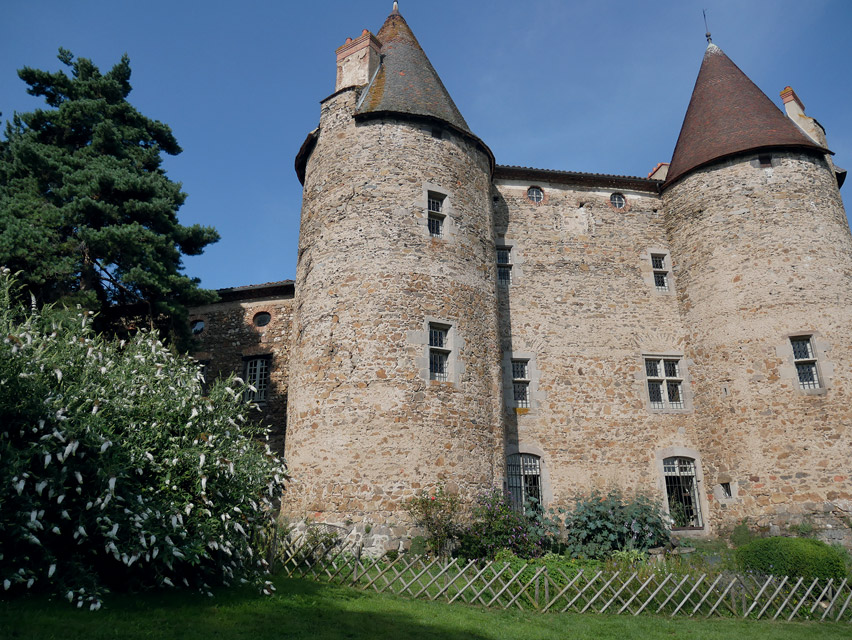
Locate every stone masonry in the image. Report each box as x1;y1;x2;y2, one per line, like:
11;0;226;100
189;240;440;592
190;7;852;550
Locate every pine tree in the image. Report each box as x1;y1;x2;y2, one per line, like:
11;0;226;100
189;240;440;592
0;49;218;345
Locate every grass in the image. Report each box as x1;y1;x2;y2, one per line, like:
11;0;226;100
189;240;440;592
3;575;850;640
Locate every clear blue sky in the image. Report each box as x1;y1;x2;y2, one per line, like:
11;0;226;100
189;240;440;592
2;1;850;290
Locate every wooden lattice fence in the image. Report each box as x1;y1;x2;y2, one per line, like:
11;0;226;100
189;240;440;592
275;532;852;622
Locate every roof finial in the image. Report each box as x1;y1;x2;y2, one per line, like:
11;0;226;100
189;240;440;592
392;1;399;14
703;8;712;43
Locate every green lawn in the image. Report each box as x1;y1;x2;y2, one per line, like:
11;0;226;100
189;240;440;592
1;576;848;640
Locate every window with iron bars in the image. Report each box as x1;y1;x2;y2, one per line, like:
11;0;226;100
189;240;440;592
791;336;821;389
497;246;512;285
511;359;530;408
663;456;703;528
429;323;450;381
645;357;684;409
427;192;446;238
651;253;669;291
507;453;542;513
243;356;271;403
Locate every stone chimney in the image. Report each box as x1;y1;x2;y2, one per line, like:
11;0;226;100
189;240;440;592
335;29;382;92
780;86;827;148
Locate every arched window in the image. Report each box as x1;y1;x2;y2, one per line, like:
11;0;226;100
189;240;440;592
507;453;541;512
663;456;703;528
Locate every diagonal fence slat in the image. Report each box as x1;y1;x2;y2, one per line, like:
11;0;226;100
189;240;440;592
274;536;852;624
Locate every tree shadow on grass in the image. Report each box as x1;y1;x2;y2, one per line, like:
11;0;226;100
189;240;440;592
2;577;493;640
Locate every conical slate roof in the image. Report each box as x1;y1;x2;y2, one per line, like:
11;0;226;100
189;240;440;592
665;43;826;187
356;8;471;134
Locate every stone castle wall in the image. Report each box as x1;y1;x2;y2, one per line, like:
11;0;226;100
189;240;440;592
284;88;504;526
664;151;852;538
189;293;293;452
492;179;715;526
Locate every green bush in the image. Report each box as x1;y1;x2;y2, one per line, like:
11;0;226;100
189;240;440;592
0;270;287;608
736;536;847;580
493;549;603;589
404;485;461;556
730;520;755;547
562;490;670;559
455;490;558;560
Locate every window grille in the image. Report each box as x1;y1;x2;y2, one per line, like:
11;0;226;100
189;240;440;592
610;193;626;209
663;456;703;528
244;357;270;403
497;246;512;285
429;324;450;381
645;357;684;409
791;336;820;389
527;187;543;203
651;254;669;291
511;359;530;408
507;453;541;512
427;192;445;238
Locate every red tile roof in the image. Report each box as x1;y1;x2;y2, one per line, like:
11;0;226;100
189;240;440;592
664;43;827;188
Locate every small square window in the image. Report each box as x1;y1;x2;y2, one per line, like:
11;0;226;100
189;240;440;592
721;482;733;499
791;336;821;389
428;214;444;237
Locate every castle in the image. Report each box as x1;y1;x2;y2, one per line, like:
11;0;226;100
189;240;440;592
190;5;852;548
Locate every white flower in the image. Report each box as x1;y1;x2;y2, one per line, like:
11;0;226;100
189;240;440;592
54;369;62;382
48;564;56;578
44;454;51;468
162;577;174;587
3;580;10;590
74;471;83;484
100;441;112;453
14;479;25;495
108;477;116;492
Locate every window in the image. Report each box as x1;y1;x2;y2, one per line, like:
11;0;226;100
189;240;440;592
244;356;271;403
427;191;446;238
645;357;684;409
496;246;512;285
759;154;772;168
253;312;271;327
651;254;669;291
507;453;541;512
511;360;530;408
791;336;820;389
191;319;205;335
663;457;703;528
526;186;543;203
610;193;626;209
429;323;450;381
720;482;733;499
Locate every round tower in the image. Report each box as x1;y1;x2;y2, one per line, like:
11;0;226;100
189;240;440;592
285;8;503;528
663;43;852;533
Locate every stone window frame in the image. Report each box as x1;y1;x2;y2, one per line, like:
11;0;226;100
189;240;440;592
495;234;524;286
190;317;206;335
638;352;694;413
502;351;542;413
712;472;740;506
419;183;456;241
526;185;547;204
777;331;832;396
242;354;272;404
606;192;631;212
639;248;675;296
505;442;553;508
411;317;463;386
654;447;710;537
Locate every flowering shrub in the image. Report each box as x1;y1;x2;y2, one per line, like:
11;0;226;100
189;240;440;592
0;270;287;608
405;486;461;556
562;490;670;559
456;489;555;560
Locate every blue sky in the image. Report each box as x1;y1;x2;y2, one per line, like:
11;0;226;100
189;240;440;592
2;0;850;290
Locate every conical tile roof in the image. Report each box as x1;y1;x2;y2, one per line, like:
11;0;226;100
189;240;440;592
665;43;826;187
356;8;471;134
